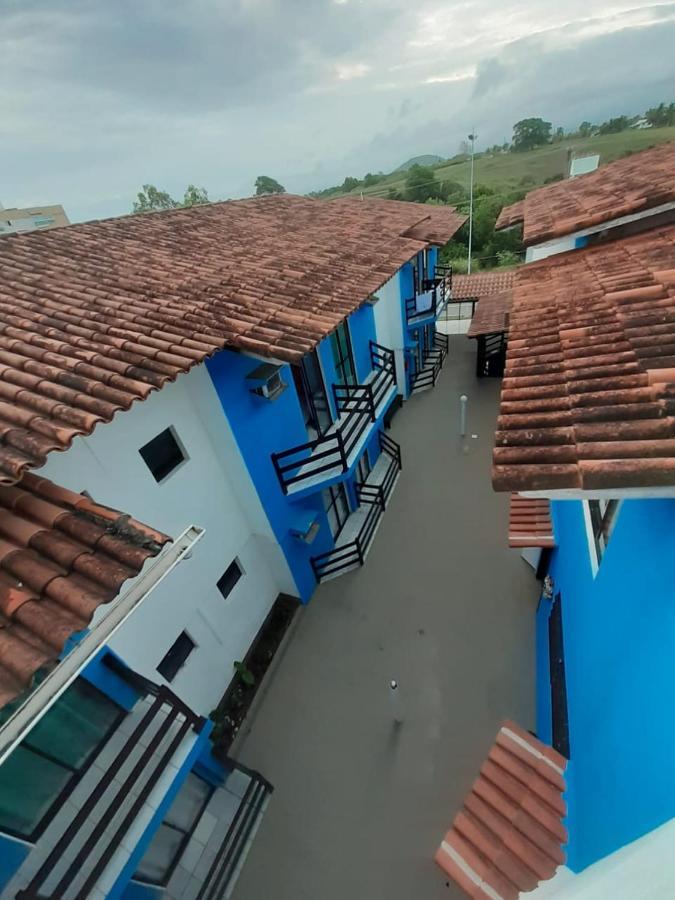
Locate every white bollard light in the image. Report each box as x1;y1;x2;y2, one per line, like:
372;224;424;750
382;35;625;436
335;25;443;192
460;394;468;437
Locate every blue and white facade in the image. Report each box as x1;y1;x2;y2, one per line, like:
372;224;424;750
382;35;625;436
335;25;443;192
530;497;675;880
0;245;451;898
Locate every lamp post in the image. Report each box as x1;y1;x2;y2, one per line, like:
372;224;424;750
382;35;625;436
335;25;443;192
467;131;476;274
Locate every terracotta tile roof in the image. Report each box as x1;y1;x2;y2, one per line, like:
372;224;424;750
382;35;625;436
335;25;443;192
508;496;555;549
0;472;169;709
454;270;517;302
492;225;675;493
467;291;513;338
0;194;465;485
435;721;568;899
495;200;525;233
495;142;675;245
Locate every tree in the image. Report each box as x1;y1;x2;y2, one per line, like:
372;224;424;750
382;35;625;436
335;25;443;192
553;126;565;142
512;118;552;152
133;184;179;213
598;116;629;134
182;185;209;207
578;121;594;137
363;172;384;187
645;102;675;128
404;165;445;203
254;175;286;195
341;176;360;191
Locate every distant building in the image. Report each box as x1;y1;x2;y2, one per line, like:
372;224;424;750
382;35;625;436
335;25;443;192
0;202;69;236
495;142;675;261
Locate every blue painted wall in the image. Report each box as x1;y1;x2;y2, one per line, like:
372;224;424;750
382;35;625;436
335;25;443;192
80;647;142;711
206;350;334;602
206;307;388;601
540;498;675;872
0;833;30;892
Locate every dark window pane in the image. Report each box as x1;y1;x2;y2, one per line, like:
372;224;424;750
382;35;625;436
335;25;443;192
135;773;213;884
0;679;121;838
157;632;196;682
28;679;121;769
217;560;243;600
165;774;212;831
135;823;185;883
139;428;186;482
0;746;72;837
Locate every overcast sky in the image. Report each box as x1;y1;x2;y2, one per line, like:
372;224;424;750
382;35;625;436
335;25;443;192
2;0;675;222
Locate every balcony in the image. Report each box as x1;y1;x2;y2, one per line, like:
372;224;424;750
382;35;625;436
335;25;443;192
405;264;453;326
410;332;449;394
311;431;402;581
271;341;397;496
12;662;272;900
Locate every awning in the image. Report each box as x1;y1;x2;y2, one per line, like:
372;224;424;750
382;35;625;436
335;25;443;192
435;720;568;899
467;290;513;338
508;495;555;549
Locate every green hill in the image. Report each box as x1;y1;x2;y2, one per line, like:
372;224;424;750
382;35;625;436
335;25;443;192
338;126;675;199
394;154;445;172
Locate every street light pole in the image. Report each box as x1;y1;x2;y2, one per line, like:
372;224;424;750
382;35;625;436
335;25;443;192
467;131;476;274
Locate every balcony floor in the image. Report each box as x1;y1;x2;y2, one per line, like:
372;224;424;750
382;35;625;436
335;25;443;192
230;337;538;900
318;448;402;581
286;368;396;497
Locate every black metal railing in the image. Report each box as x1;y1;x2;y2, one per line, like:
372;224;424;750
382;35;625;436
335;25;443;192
196;759;273;900
406;264;453;324
310;432;402;582
410;332;449;393
271;341;396;494
476;331;507;378
17;664;206;900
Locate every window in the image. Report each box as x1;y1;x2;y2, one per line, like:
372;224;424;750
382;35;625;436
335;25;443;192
329;321;357;386
157;632;196;682
322;484;350;539
0;679;122;840
356;452;371;487
135;773;213;885
292;351;332;439
217;559;243;599
139;427;186;482
586;499;620;568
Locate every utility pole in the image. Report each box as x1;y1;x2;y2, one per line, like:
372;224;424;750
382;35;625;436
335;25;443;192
467;130;476;274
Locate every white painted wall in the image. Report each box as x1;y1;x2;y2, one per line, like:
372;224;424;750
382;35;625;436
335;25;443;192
39;363;296;715
372;273;407;393
526;201;675;262
529;817;675;898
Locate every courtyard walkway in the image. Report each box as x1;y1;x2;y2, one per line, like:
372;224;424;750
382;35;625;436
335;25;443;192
231;337;538;900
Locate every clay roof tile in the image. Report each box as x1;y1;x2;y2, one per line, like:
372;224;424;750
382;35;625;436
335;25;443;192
0;473;170;708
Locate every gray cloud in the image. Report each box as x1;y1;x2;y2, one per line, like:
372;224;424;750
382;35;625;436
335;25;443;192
1;0;674;220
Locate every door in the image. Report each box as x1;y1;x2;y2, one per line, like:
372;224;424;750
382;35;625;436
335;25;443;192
548;592;570;759
330;321;357;386
292;351;332;440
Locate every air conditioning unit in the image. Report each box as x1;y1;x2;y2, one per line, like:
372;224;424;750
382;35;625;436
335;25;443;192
246;362;288;401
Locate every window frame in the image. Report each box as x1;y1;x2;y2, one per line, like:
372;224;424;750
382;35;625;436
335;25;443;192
329;321;357;387
133;772;214;887
157;631;196;683
0;679;124;843
139;426;188;484
583;498;621;574
217;559;244;600
323;483;350;539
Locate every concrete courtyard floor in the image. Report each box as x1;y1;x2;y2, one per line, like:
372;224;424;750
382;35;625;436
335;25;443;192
231;337;539;900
